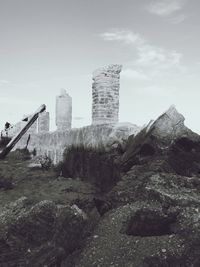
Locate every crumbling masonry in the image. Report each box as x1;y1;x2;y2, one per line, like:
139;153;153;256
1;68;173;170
38;111;50;133
92;64;122;125
7;64;125;162
55;89;72;131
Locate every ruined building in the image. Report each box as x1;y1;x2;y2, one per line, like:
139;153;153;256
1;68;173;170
38;111;50;133
92;64;122;125
22;114;37;134
55;89;72;131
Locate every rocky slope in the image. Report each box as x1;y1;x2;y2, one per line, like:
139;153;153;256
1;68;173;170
1;106;200;266
61;106;200;267
0;197;88;267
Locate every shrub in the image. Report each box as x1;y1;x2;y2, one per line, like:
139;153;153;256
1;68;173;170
53;161;64;176
8;148;31;161
0;171;13;190
61;144;120;192
36;154;53;170
0;136;11;149
32;148;37;157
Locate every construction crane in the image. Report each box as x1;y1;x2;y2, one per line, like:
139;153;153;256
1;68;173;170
0;104;46;159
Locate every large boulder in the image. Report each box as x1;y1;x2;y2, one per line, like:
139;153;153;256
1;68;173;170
65;200;200;267
60;106;200;266
120;106;200;174
0;197;88;267
65;203;186;267
149;105;186;140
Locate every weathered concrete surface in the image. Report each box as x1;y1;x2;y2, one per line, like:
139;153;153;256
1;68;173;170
14;123;141;163
3;121;22;137
2;110;49;138
22;114;38;134
92;64;122;125
56;89;72;131
38;111;50;133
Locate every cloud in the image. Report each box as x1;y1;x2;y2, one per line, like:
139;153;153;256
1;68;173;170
100;30;144;45
135;85;173;97
0;79;11;85
121;69;149;81
100;29;182;70
136;44;182;69
169;14;187;24
147;0;186;17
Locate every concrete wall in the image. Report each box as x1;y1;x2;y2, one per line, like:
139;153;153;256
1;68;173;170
14;123;141;164
38;111;50;133
22;114;38;134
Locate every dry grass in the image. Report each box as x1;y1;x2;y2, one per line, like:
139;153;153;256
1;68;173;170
0;149;97;209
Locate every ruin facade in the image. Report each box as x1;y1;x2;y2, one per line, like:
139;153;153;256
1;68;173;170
55;89;72;131
92;64;122;125
22;115;37;134
2;64;126;162
6;121;22;137
38;111;50;133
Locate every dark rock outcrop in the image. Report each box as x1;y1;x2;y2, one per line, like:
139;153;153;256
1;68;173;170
0;172;13;190
66;203;186;267
61;146;121;192
122;208;177;237
120;105;200;176
62;106;200;267
0;197;88;267
2;105;200;267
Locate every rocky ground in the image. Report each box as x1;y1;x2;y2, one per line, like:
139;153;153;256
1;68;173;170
0;150;99;267
1;106;200;266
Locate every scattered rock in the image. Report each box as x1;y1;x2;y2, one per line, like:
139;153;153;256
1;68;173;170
1;105;200;266
122;208;177;237
0;197;88;267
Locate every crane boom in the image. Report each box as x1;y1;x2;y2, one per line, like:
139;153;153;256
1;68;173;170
0;104;46;159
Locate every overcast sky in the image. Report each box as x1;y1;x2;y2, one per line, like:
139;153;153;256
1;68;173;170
0;0;200;132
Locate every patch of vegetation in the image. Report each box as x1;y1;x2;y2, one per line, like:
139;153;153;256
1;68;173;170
32;148;37;157
0;152;97;208
65;144;107;155
54;161;64;176
35;154;53;170
60;144;120;192
8;148;31;161
0;170;13;190
0;136;11;149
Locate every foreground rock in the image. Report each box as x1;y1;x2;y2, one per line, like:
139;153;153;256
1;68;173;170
64;203;186;267
0;197;88;267
67;178;200;266
59;106;200;266
1;105;200;266
120;105;200;174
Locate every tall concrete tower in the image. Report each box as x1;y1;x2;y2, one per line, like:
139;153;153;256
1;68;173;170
56;89;72;131
38;111;50;133
92;64;122;125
